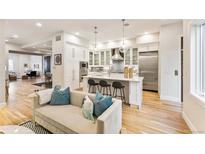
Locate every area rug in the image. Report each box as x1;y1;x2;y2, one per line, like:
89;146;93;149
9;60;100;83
19;121;52;134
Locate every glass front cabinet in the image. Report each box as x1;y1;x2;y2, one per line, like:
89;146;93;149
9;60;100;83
124;48;138;66
89;48;138;66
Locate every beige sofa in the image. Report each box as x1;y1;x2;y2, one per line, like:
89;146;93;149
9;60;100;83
31;89;122;134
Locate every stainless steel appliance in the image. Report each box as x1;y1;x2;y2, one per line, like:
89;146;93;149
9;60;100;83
111;48;124;73
139;51;158;91
79;61;88;82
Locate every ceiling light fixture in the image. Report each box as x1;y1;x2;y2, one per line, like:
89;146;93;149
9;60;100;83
144;32;148;35
75;32;79;35
36;22;42;27
5;40;9;42
12;34;19;39
119;19;129;53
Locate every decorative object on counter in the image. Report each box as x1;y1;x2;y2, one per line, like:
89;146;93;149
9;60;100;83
88;79;99;93
124;67;129;78
119;19;129;53
129;67;134;78
112;81;126;103
99;80;111;96
54;54;62;65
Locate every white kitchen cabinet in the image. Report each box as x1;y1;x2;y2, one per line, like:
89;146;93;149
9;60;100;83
124;48;138;66
132;48;138;65
100;51;105;65
125;49;131;65
105;50;111;65
89;50;111;66
94;53;99;65
64;43;87;90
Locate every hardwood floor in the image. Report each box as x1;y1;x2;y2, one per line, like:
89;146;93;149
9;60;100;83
0;79;191;133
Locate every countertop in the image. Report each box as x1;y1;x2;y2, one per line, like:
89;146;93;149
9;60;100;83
83;73;144;82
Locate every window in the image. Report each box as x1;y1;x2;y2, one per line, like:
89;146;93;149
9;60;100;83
192;23;205;97
8;59;14;71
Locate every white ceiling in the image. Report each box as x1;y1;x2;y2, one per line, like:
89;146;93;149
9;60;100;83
5;19;181;47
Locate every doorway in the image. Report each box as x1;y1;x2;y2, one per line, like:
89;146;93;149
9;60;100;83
44;56;51;74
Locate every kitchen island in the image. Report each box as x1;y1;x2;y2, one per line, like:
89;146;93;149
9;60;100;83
83;73;144;109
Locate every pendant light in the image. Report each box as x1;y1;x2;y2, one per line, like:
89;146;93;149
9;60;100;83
119;19;129;53
93;26;98;53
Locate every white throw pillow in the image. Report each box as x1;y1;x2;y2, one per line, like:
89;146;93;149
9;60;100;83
82;95;94;122
37;89;53;105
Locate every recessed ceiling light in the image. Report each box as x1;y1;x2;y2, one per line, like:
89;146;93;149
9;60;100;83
12;34;19;39
144;32;148;35
36;22;42;27
75;32;79;35
5;40;8;42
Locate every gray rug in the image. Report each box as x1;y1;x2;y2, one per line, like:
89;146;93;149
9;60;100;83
19;121;52;134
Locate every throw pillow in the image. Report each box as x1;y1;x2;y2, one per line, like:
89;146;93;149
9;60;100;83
82;95;94;121
93;92;113;117
50;86;70;105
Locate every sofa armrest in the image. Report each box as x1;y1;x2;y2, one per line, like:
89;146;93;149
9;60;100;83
97;99;122;134
28;88;53;122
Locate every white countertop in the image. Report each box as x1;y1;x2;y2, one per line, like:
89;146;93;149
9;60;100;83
84;73;144;82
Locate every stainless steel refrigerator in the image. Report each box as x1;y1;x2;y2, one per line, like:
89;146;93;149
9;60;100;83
139;51;158;91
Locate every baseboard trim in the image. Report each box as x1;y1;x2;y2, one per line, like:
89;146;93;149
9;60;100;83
182;111;198;133
160;95;180;103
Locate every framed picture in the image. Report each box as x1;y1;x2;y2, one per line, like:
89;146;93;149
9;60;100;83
34;64;39;69
24;64;28;68
54;54;62;65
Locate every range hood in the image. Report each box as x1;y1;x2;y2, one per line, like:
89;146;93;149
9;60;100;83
112;49;124;61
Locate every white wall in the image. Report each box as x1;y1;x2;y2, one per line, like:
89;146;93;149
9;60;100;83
159;22;182;103
52;32;89;88
93;33;159;52
183;20;205;132
8;53;43;78
0;20;6;104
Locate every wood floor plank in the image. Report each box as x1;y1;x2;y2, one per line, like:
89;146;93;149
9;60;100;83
0;78;191;133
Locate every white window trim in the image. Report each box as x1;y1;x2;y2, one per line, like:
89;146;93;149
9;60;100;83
190;20;205;105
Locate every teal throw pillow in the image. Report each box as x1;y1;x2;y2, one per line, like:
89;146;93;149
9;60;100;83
93;92;113;117
50;86;70;105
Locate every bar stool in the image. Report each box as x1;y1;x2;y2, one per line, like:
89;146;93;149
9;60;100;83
112;81;126;103
99;80;111;96
88;79;99;93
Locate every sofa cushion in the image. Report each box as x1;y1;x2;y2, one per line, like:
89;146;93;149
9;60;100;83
35;105;97;134
50;86;70;105
94;92;113;117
